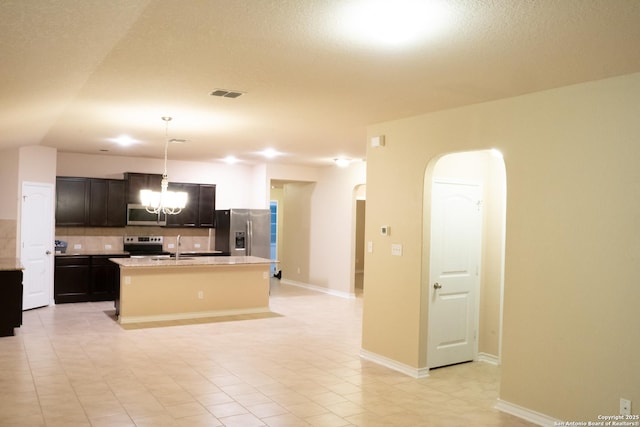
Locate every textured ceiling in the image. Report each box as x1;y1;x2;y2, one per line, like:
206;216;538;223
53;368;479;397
1;0;639;166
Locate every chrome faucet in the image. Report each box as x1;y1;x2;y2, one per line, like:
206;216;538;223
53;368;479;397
176;235;181;260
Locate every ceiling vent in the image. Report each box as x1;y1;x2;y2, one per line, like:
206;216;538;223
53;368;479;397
210;89;244;98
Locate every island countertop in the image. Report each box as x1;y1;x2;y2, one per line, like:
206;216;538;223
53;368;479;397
110;255;274;268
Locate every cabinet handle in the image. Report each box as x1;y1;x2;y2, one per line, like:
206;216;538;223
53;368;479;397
46;250;52;255
433;282;442;290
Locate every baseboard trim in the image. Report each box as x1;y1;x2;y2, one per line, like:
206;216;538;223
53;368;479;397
118;307;271;324
360;349;430;379
280;279;355;299
495;399;560;427
477;352;500;366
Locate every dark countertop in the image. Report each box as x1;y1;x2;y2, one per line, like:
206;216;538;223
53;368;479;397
55;250;130;257
0;258;24;271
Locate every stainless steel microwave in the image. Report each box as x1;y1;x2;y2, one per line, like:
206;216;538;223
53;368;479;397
126;204;167;226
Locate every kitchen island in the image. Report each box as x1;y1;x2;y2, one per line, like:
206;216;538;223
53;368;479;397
110;256;273;324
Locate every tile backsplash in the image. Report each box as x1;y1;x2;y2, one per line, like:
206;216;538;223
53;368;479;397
0;219;17;258
55;226;212;253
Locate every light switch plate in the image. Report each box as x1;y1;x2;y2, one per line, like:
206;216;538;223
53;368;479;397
391;244;402;256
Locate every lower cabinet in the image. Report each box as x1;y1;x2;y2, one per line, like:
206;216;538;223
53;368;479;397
55;255;126;303
0;270;23;337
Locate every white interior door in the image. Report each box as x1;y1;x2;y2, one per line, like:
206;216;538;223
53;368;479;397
21;182;54;310
428;180;482;369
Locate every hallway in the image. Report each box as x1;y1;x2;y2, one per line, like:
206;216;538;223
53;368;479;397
0;281;534;426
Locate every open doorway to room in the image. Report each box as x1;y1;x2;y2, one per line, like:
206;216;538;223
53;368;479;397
425;149;506;369
269;200;280;278
354;185;366;295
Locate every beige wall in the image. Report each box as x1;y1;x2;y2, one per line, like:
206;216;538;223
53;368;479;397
0;147;19;220
280;182;315;283
309;162;366;295
363;73;640;421
274;162;366;296
0;146;57;258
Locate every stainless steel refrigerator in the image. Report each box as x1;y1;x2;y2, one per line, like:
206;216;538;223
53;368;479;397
214;209;271;258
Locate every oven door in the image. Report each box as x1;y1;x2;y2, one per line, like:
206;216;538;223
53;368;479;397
127;204;167;226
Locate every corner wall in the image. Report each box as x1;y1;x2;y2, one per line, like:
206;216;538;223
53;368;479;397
362;73;640;421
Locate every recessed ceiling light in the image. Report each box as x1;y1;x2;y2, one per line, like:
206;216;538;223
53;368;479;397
260;148;281;159
110;135;139;146
335;0;452;49
223;155;239;164
334;158;351;167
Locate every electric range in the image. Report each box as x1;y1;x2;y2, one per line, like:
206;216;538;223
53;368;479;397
123;236;170;258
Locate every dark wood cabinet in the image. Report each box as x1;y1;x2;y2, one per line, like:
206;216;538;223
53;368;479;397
91;255;126;301
56;177;89;226
56;177;125;227
55;174;215;228
0;270;23;337
124;172;163;204
198;184;216;227
88;179;126;227
165;183;216;228
165;183;200;227
54;256;91;303
55;255;126;303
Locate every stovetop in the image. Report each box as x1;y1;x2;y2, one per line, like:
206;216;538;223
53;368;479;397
123;235;169;256
124;236;164;245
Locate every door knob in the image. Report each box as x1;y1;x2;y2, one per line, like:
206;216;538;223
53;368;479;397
433;282;442;290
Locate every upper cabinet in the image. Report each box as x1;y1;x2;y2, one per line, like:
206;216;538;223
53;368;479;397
198;184;216;228
165;183;216;228
56;174;216;228
123;172;163;205
56;177;89;226
88;179;126;227
56;177;126;227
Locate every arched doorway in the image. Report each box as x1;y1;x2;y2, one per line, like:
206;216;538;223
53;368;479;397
425;149;506;368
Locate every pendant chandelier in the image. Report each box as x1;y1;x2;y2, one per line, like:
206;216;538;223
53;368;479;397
139;116;188;215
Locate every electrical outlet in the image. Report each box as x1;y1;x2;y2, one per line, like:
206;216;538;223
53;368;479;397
168;243;175;249
367;241;373;253
197;291;204;300
194;243;201;249
391;243;403;256
104;244;112;250
620;398;631;416
73;244;82;249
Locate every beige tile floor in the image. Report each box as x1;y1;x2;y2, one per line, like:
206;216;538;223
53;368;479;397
0;281;535;427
